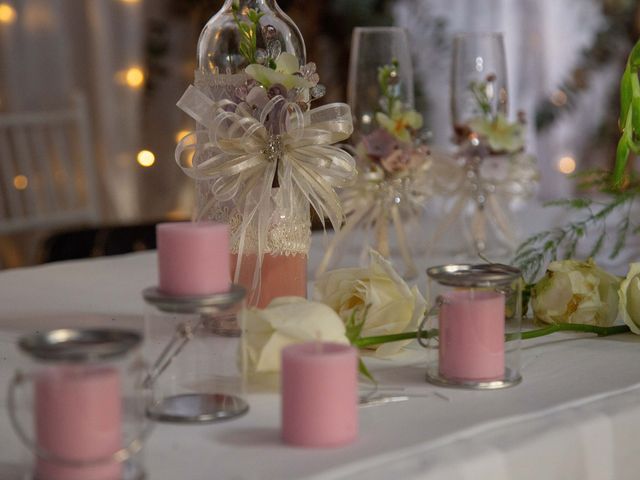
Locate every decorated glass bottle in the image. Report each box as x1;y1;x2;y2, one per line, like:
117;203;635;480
194;0;309;307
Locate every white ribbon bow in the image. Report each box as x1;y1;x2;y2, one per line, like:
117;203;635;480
175;85;356;286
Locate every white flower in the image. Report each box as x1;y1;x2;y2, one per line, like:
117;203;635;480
531;259;620;327
618;262;640;334
468;113;525;153
244;296;349;374
245;52;313;90
314;251;426;357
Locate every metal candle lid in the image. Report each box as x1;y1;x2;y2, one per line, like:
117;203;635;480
426;263;521;288
142;284;246;314
18;328;142;363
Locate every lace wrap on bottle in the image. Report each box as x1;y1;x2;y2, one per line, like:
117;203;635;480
176;72;356;283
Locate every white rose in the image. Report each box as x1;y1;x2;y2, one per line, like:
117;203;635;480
244;296;349;374
314;251;426;357
531;259;620;326
618;262;640;334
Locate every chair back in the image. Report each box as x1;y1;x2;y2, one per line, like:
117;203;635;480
0;94;100;234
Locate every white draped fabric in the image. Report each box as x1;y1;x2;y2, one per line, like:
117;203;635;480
0;0;144;220
393;0;616;199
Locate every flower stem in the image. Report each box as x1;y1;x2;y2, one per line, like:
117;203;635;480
353;329;439;348
515;323;630;341
353;324;631;348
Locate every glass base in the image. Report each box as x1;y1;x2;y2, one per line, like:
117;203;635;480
147;393;249;423
425;364;521;390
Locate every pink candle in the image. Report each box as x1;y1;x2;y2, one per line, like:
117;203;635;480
439;290;505;381
157;222;231;296
281;342;358;448
35;366;122;480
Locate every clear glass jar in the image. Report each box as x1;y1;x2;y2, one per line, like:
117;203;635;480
142;285;249;423
197;0;305;75
421;264;523;389
7;328;148;480
192;0;310;307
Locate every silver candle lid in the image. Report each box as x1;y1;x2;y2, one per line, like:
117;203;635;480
142;284;246;314
426;263;521;288
18;328;142;363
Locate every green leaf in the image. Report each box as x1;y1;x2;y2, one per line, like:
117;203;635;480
588;230;606;258
544;198;592;209
620;64;632;124
358;358;376;383
633;97;640;140
629;39;640;71
610;216;630;259
613;135;630;188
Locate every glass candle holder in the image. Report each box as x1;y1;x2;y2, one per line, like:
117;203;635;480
7;328;148;480
421;264;522;389
142;285;249;423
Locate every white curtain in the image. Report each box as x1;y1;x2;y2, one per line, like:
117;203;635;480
393;0;614;199
0;0;145;221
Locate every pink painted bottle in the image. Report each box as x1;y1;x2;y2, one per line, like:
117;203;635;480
194;0;309;307
423;263;523;389
8;328;147;480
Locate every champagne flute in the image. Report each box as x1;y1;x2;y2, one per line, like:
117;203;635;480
449;32;515;258
451;32;508;146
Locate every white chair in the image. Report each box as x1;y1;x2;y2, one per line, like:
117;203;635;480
0;94;100;266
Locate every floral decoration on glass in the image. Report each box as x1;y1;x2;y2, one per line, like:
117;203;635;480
176;0;355;307
317;60;432;280
431;32;538;261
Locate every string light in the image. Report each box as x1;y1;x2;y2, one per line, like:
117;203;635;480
557;156;576;175
137;150;155;167
125;67;145;88
13;175;28;190
0;3;17;24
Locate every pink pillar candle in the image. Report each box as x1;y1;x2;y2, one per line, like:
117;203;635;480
281;342;358;448
35;366;122;480
157;222;231;296
439;290;505;381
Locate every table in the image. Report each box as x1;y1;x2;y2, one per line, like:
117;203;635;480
1;206;640;480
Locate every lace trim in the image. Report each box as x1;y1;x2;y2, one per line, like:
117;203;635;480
199;193;311;256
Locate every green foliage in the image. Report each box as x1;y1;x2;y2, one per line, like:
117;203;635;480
377;60;400;115
231;3;264;64
469;80;492;117
513;192;637;282
344;307;376;383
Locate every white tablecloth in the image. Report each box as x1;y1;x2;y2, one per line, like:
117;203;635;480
1;205;640;480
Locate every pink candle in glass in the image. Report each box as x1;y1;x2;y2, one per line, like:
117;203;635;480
281;342;358;448
157;222;231;296
35;366;122;480
439;290;505;381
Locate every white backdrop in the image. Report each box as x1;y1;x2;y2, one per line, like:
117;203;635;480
394;0;619;199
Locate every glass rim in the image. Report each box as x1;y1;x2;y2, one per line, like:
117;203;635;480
453;31;504;41
353;26;408;35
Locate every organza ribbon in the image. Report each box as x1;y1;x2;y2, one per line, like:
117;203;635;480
427;152;539;257
316;157;433;280
175;85;355;286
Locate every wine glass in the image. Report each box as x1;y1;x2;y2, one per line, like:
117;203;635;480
327;26;426;279
348;27;414;142
447;32;516;259
451;32;508;145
